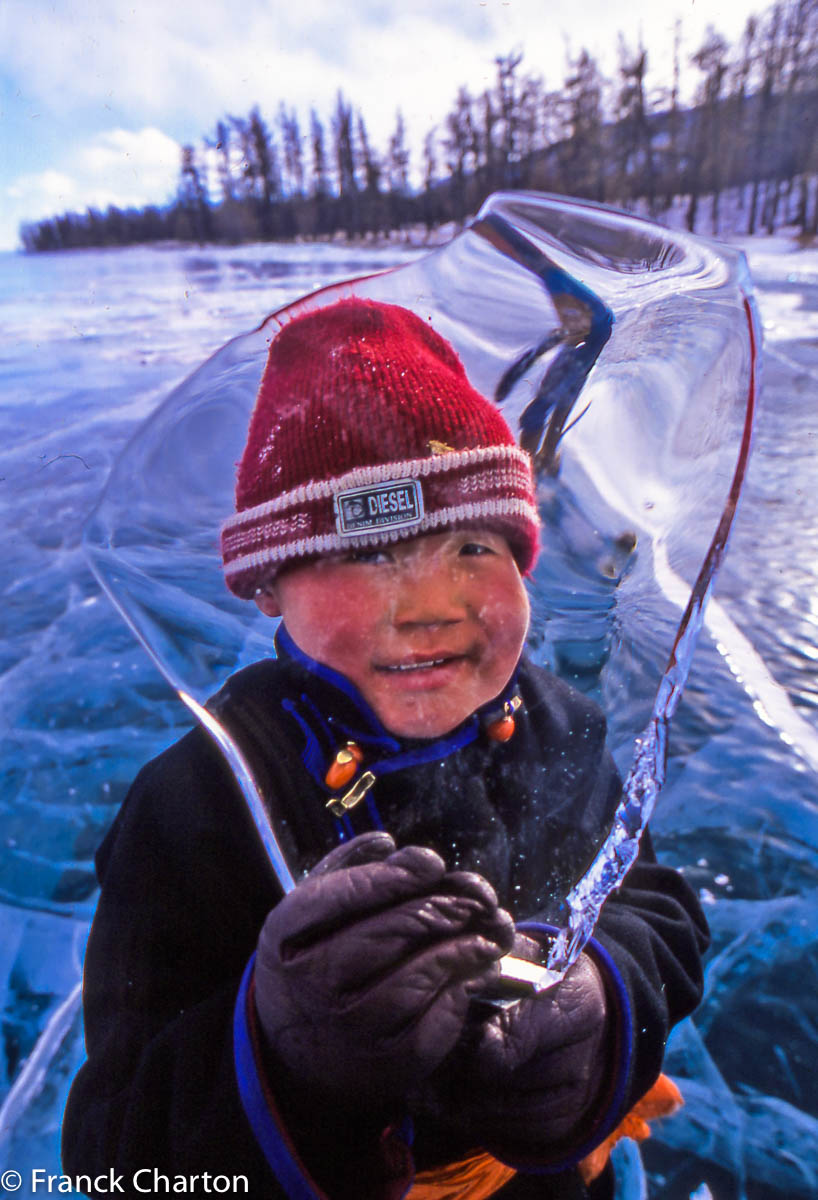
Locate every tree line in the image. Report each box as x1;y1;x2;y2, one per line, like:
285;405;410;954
20;0;818;252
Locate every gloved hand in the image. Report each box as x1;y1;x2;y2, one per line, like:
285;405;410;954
254;831;514;1108
422;942;610;1161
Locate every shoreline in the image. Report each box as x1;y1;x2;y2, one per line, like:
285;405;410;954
6;202;818;260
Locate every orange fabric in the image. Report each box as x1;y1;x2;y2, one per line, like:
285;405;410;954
405;1074;683;1197
578;1074;684;1184
406;1150;516;1200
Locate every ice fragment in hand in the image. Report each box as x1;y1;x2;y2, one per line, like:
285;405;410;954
83;192;758;930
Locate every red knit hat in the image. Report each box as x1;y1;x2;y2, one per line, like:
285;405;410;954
221;298;539;597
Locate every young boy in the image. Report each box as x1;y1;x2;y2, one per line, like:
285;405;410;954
62;299;709;1199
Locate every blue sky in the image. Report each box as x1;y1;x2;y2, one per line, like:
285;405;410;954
1;0;766;251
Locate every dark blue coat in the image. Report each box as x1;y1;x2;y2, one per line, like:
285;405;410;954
62;629;709;1198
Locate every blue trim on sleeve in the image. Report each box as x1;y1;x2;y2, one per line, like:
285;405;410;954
581;934;633;1142
505;922;634;1174
233;956;325;1200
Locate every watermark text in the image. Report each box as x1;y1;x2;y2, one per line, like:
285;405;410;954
1;1170;250;1195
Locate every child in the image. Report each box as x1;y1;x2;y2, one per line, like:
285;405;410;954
62;299;709;1199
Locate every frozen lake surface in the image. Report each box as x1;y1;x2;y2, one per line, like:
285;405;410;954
1;232;817;1199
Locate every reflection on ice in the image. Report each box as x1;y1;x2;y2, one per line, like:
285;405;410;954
2;215;818;1196
0;911;85;1174
643;884;818;1196
663;1061;818;1197
611;1137;649;1200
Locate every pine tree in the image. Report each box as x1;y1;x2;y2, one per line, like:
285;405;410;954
332;92;360;235
748;5;785;234
614;36;655;212
387;110;411;229
443;86;478;221
421;127;439;231
686;27;729;232
494;50;525;188
309;109;330;199
356;112;383;233
278;105;305;198
247;106;281;236
176;144;211;241
561;49;606;202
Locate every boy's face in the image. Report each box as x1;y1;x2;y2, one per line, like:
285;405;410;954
258;528;530;739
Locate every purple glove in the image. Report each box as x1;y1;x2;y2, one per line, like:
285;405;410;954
254;832;514;1108
424;942;610;1160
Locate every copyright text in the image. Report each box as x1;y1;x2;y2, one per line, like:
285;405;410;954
3;1170;249;1194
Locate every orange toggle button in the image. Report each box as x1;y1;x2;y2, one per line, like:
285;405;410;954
485;695;522;743
325;742;364;791
486;715;515;742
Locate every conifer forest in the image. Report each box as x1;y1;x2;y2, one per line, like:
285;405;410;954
20;0;818;251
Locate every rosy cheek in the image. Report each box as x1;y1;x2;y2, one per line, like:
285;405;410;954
484;584;523;624
317;595;383;655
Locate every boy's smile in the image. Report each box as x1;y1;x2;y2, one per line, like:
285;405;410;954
257;529;530;739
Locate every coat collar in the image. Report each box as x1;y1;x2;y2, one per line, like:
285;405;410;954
272;622;522;796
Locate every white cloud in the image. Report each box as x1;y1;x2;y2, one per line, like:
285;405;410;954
1;127;181;249
76;128;181;201
0;0;766;249
6;169;77;206
3;0;764;140
1;0;492;164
